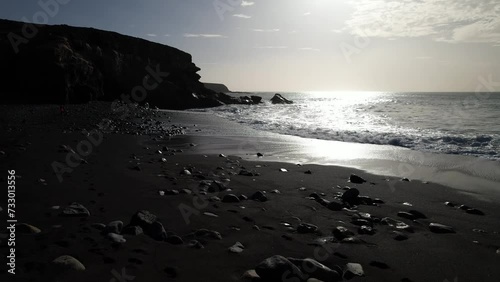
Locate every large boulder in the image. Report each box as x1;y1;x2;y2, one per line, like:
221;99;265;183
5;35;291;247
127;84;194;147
271;93;293;104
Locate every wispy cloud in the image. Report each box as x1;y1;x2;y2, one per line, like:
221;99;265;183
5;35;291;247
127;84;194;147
241;1;255;7
146;33;157;37
233;14;252;19
184;33;227;38
303;12;311;16
252;28;280;32
345;0;500;44
164;34;170;37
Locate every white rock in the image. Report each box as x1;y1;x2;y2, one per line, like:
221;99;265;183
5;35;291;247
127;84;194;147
229;242;245;253
107;233;126;243
52;255;86;271
346;263;364;277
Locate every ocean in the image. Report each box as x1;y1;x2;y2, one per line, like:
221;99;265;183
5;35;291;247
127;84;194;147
194;92;500;161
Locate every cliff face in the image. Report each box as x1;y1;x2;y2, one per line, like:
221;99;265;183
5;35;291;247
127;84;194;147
203;83;231;93
0;19;235;109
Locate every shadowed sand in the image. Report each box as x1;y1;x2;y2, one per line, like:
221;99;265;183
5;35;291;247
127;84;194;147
1;103;499;282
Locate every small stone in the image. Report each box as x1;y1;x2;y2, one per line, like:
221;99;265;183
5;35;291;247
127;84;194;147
242;269;260;280
208;180;226;192
180;189;192;195
219;154;227;158
188;240;204;249
444;201;456;207
298;187;307;191
222;194;241;203
358;225;375;235
180;169;191;175
304;170;312;174
107;233;126;243
271;189;281;194
466;208;485;215
408;210;427;219
195;229;222;240
345;263;364;277
166;235;184;245
297;223;318;234
288;257;341;282
496;248;500;255
349;174;366;184
61;203;90;217
341;188;360;204
397;212;417;221
122;226;143;236
332;226;354;240
17;223;41;234
158;191;165;196
229;242;245;253
160;158;167;163
105;221;123;234
429;223;455;234
255;255;303;282
279;168;288;172
52;255;86;271
91;223;106;231
204;212;219;218
257;153;264;157
401;178;410;182
250;191;268;202
209;196;221;202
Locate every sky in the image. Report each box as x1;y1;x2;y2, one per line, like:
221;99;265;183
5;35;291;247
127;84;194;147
1;0;500;92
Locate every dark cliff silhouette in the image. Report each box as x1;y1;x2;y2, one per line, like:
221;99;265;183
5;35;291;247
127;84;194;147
0;19;251;109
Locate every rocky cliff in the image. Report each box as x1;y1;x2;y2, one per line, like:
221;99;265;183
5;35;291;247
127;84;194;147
203;83;231;93
0;19;243;109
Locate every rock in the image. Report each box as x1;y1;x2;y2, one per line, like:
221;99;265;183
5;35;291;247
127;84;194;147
458;204;471;210
444;201;456;207
429;223;455;234
61;203;90;217
130;210;166;240
203;212;219;218
52;255;86;272
257;153;264;157
17;223;41;234
219;154;227;158
279;168;288;172
188;240;204;249
222;194;241;203
105;221;123;234
397;212;417;221
297;223;318;234
250;191;268;202
239;195;248;201
466;208;485;215
208;180;226;192
496;248;500;255
381;217;412;232
270;93;294;104
229;242;245;253
341;188;360;204
164;189;179;195
209;196;221;202
242;269;260;281
91;223;106;231
122;225;143;236
180;169;192;175
358;226;375;235
255;255;303;281
408;210;427;219
349;174;366;184
107;233;126;243
304;170;312;174
166;235;184;245
345;263;364;277
288;257;341;282
195;229;222;240
239;170;258;176
251;96;263;104
393;231;409;241
332;226;354;240
401;178;410;182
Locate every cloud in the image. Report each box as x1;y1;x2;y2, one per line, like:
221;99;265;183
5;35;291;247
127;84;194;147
345;0;500;44
146;34;157;37
252;28;280;32
164;34;170;37
184;33;227;38
233;14;252;19
304;12;311;16
241;1;255;7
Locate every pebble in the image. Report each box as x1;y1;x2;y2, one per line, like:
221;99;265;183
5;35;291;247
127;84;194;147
393;231;409;241
107;233;126;243
466;208;485;215
17;223;41;234
349;174;366;184
61;202;90;217
429;223;456;234
332;226;355;240
358;226;375;235
242;269;260;280
219;154;227;158
297;223;318;234
180;169;192;175
195;229;222;240
122;225;143;236
204;212;219;218
397;212;417;221
52;255;86;271
288;257;341;282
279;168;288;172
166;235;184;245
255;255;303;282
229;242;245;253
105;221;123;234
250;191;268;202
188;240;204;249
444;201;456;207
341;188;360;204
222;194;241;203
345;263;364;277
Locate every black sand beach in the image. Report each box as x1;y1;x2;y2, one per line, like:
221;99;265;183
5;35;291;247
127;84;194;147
1;103;499;282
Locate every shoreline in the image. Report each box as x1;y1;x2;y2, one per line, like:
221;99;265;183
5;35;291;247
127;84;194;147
1;103;500;281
